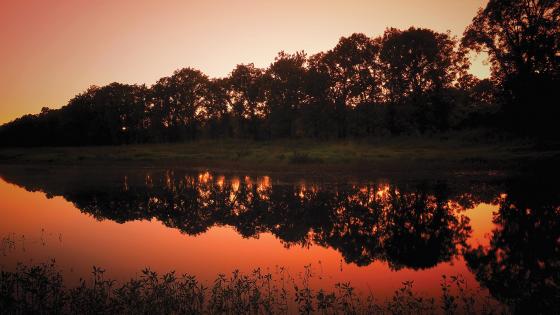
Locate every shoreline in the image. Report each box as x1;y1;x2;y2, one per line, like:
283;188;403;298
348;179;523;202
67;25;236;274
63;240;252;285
0;138;557;180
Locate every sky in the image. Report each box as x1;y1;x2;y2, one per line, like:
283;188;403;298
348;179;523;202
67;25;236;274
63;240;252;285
0;0;489;124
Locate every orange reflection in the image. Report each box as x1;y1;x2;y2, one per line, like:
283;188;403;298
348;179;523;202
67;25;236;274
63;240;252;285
464;203;495;248
198;171;212;184
0;174;497;301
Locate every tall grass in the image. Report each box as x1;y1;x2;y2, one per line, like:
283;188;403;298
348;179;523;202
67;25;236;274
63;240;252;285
0;261;505;315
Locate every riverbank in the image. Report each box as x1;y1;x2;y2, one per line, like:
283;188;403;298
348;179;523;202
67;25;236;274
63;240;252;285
0;136;557;175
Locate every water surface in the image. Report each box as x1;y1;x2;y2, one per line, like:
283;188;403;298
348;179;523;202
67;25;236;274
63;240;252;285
0;166;558;313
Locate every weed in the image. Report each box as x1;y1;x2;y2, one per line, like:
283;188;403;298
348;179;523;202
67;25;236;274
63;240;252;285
0;261;508;314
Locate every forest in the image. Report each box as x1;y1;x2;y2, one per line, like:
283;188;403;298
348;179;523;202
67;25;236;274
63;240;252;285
0;0;558;146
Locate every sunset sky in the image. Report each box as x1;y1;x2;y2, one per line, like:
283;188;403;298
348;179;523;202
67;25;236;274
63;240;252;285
0;0;489;124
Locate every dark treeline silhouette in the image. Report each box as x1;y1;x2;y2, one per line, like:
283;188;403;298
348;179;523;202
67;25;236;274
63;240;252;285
463;0;560;136
0;0;558;146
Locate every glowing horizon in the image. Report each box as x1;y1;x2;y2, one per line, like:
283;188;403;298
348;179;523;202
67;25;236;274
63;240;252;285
0;0;489;124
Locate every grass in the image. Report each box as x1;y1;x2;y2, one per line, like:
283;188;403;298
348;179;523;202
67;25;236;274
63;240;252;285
0;261;504;315
0;133;557;173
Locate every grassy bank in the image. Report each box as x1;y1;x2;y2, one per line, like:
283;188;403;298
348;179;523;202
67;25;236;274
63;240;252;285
0;135;557;173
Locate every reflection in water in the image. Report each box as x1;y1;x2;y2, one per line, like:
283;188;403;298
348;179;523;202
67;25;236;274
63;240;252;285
5;171;475;270
465;178;560;314
0;168;558;313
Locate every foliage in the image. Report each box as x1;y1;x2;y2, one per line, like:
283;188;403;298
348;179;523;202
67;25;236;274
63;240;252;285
2;2;558;144
0;261;504;314
462;0;560;136
0;27;499;146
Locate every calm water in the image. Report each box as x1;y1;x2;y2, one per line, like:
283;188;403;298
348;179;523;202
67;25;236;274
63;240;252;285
0;166;558;312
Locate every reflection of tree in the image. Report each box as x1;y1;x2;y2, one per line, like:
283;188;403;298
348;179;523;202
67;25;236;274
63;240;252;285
2;170;479;271
465;179;560;314
4;167;559;311
314;185;385;266
384;184;471;270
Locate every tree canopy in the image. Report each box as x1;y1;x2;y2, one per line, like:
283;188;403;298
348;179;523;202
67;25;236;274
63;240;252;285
462;0;560;135
1;1;558;146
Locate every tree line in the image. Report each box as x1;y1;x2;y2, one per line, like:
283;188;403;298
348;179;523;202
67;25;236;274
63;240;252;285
1;0;558;146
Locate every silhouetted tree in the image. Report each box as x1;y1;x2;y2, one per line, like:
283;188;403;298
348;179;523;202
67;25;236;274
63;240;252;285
380;27;466;133
312;34;383;137
462;0;560;136
203;78;232;138
264;51;308;138
303;53;337;138
227;64;266;139
149;68;209;141
3;4;556;146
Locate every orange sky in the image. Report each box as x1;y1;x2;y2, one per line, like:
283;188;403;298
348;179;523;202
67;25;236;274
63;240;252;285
0;0;489;124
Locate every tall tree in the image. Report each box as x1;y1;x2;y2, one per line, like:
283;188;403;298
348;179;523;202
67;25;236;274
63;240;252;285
37;83;149;145
203;78;231;138
380;27;465;132
313;33;383;137
227;64;266;139
303;52;336;138
149;68;209;141
462;0;560;135
264;51;308;138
